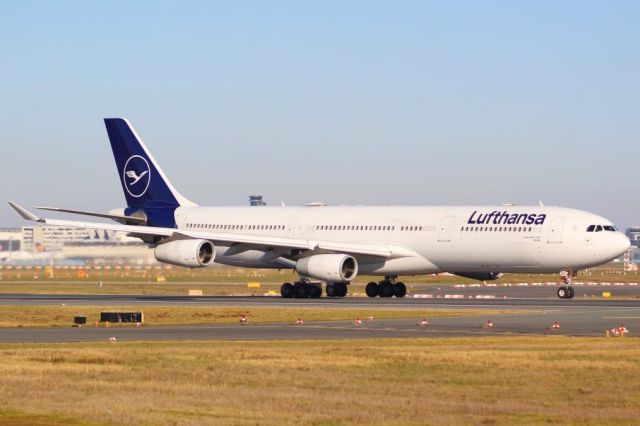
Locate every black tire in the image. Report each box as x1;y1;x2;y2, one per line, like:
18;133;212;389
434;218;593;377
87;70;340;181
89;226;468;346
281;283;294;298
365;282;379;298
335;283;347;297
394;282;407;298
557;287;567;299
379;282;394;298
294;283;310;298
309;285;322;298
326;284;337;297
567;286;575;299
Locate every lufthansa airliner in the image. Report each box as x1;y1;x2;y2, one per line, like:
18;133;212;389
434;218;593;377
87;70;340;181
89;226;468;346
9;119;630;299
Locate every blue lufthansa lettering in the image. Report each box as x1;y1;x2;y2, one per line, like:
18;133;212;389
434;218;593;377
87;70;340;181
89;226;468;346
467;210;547;225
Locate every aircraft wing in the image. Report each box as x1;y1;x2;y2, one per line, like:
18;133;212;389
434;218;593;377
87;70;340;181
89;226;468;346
8;202;414;259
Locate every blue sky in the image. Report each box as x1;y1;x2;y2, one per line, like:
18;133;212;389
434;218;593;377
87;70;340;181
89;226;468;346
1;1;638;227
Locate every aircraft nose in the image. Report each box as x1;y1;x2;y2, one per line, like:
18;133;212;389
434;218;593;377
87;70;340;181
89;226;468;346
612;233;631;257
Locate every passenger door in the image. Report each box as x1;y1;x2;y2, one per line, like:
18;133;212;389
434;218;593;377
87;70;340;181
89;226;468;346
547;217;565;243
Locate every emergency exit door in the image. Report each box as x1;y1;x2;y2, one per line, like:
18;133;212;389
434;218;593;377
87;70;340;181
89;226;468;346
438;216;454;242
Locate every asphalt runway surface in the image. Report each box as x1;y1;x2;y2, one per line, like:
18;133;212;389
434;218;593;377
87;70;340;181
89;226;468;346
1;291;638;343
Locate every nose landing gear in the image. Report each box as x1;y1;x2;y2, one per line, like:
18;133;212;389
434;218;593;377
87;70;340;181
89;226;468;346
557;270;575;299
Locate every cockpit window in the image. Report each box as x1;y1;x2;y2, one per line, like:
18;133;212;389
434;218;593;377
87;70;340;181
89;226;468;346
587;224;617;232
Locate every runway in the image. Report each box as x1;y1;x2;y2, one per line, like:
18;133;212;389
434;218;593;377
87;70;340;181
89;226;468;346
0;293;638;342
0;292;639;309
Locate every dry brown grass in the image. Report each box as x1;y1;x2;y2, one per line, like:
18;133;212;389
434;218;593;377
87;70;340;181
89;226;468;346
0;337;639;425
0;305;514;328
1;262;637;292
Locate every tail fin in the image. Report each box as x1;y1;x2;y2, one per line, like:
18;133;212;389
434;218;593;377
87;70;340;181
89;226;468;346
104;118;196;226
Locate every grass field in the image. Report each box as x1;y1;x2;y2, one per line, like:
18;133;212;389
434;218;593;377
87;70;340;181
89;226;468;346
0;263;637;288
0;263;638;297
0;305;517;328
0;337;638;425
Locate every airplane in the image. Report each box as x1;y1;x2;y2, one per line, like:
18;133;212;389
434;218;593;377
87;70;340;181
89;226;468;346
9;118;630;299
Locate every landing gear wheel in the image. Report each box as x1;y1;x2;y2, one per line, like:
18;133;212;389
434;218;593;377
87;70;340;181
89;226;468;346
281;283;294;298
566;286;575;299
557;287;568;299
309;285;322;299
326;284;337;298
294;283;310;298
394;282;407;298
335;283;347;297
365;282;379;298
379;282;395;298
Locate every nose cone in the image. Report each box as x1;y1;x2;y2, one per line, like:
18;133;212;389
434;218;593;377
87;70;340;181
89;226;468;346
612;233;631;258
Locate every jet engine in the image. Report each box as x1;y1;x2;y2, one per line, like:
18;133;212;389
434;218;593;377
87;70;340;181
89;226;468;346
452;272;503;281
154;239;215;268
296;254;358;282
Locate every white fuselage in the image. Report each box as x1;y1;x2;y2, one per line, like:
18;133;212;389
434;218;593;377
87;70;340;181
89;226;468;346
174;205;630;276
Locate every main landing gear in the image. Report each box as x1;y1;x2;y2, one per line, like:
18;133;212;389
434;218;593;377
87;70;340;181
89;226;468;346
366;276;406;298
325;282;348;298
557;270;575;299
280;279;322;299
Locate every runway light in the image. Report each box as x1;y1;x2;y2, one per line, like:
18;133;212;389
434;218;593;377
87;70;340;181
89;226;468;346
239;315;247;325
419;318;429;327
109;336;117;343
483;320;494;329
295;318;304;325
368;315;374;320
552;321;560;330
354;318;362;326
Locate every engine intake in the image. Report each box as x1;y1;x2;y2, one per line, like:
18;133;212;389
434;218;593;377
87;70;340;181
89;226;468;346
296;254;358;282
154;239;215;268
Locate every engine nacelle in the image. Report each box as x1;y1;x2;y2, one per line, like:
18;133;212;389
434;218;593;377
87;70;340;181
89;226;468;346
154;239;215;268
296;254;358;282
452;272;503;281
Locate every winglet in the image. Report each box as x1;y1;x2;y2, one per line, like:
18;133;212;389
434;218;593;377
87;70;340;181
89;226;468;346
8;202;43;222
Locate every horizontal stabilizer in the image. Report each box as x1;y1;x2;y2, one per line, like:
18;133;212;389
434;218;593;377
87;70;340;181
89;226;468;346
8;202;43;222
34;206;146;225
